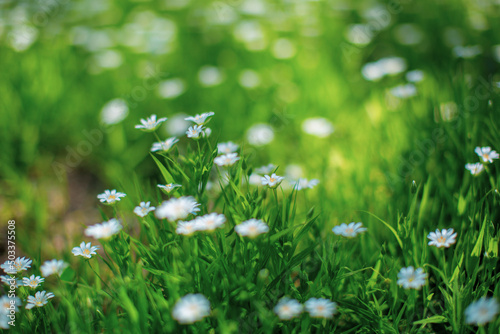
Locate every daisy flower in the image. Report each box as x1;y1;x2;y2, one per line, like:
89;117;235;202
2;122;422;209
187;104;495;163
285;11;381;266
84;219;122;240
214;153;240;167
203;127;212;138
261;173;285;188
72;242;99;259
235;219;269;238
151;137;179;153
155;196;200;222
474;146;499;163
217;141;239;154
97;189;126;205
427;228;457;248
186;125;205;139
397;266;427;289
185;112;215;125
294;178;320;190
132;202;154;218
465;297;499;325
255;164;276;175
23;275;44;289
332;222;367;238
157;183;182;194
172;294;211;324
134;114;168;132
465;163;485;176
1;295;21;313
0;276;23;288
273;297;304;320
194;213;226;231
301;117;335;138
175;221;199;236
1;257;32;274
304;298;337;318
25;291;55;309
40;260;68;277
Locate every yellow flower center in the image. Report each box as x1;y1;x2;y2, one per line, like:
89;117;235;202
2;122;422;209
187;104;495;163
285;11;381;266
270;178;276;183
108;195;116;200
36;301;43;306
83;249;90;255
345;228;354;234
437;236;445;243
408;276;415;282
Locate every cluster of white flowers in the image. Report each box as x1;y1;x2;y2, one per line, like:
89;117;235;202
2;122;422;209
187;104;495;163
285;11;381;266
214;140;241;168
273;297;337;320
0;256;59;327
155;196;201;222
175;213;226;235
185;112;214;139
465;146;499;176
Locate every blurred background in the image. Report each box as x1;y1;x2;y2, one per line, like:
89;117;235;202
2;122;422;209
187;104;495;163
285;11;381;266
1;0;499;261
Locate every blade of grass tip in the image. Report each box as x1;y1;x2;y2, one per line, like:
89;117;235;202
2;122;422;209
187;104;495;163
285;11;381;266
359;210;403;250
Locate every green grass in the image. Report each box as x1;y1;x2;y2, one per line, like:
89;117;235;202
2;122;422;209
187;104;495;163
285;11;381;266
1;0;500;333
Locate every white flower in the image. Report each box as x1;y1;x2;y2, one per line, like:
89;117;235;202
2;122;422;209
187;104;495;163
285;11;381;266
261;173;284;188
133;201;156;217
198;66;224;87
186;125;205;139
25;291;55;310
194;213;226;231
155;196;200;221
475;146;499;163
158;184;182;194
100;98;128;125
1;295;21;312
0;276;23;288
72;242;99;259
246;124;274;146
22;275;44;289
1;257;32;274
134;114;168;132
97;189;126;205
255;164;276;175
453;45;482;59
427;228;457;248
332;222;367;238
273;298;303;320
397;266;427;289
301;117;334;138
172;294;211;324
175;221;199;236
203;127;212;138
217;141;239;154
157;78;186;99
294;178;320;190
389;84;417;98
235;219;269;238
238;69;261;89
151;137;179;153
362;57;407;81
465;297;499;325
214;153;240;167
40;260;68;277
84;219;122;239
406;70;424;82
304;298;337;318
185;112;215;125
465;163;485;176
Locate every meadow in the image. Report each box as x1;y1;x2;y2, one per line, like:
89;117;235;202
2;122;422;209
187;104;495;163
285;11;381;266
1;0;500;333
